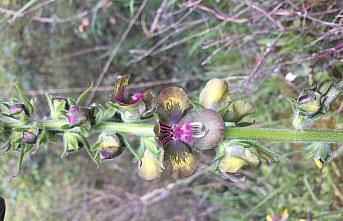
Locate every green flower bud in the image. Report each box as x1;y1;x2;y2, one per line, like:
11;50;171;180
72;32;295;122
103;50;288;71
51;96;69;119
297;89;322;115
224;100;255;123
199;78;232;111
63;132;83;153
96;132;124;160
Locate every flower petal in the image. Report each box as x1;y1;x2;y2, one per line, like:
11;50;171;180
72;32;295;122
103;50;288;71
141;90;156;117
164;140;198;178
180;109;224;150
138;148;164;180
111;75;130;104
219;157;248;173
157;87;191;124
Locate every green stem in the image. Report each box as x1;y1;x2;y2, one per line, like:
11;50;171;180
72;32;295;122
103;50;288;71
225;127;343;143
3;120;343;143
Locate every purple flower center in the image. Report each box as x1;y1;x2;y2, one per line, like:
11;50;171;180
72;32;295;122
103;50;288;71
160;122;193;145
100;151;111;159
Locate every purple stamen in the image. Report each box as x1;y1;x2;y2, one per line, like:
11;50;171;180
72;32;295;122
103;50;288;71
159;122;193;146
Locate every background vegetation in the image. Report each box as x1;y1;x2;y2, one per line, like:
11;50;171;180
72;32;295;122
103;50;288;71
0;0;342;220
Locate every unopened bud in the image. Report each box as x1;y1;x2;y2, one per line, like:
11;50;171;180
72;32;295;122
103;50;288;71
199;78;232;111
22;130;37;144
97;132;124;160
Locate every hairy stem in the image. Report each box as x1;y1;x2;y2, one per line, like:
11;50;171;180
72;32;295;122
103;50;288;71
3;120;342;143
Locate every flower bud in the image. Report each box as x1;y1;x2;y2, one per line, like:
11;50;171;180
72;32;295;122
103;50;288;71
67;105;94;129
51;96;69;119
138;148;164;180
97;132;124;160
8;103;29;117
217;142;259;174
313;145;330;170
63;132;83;153
297;89;322;115
22;130;38;144
224;100;255;123
199;78;232;111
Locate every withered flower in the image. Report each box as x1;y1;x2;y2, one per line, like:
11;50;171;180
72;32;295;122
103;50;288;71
110;75;156;122
66;105;94;129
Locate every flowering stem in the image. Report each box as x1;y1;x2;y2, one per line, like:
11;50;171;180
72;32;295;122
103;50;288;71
3;120;342;143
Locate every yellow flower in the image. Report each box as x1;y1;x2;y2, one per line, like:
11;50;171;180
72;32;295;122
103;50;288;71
138;148;164;180
199;78;232;111
218;143;259;174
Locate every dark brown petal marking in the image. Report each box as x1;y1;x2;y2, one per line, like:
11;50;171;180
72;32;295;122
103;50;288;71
157;87;191;124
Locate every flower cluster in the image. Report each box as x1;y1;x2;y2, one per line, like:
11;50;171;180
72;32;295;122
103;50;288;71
0;75;341;179
200;78;255;123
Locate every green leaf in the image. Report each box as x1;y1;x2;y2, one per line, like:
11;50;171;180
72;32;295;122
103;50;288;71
117;133;141;164
35;130;47;154
76;82;93;106
236;121;255;127
78;134;99;166
45;94;54;115
94;104;105;125
46;131;58;143
67;98;76;106
0;140;10;150
14;144;25;177
14;83;34;115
